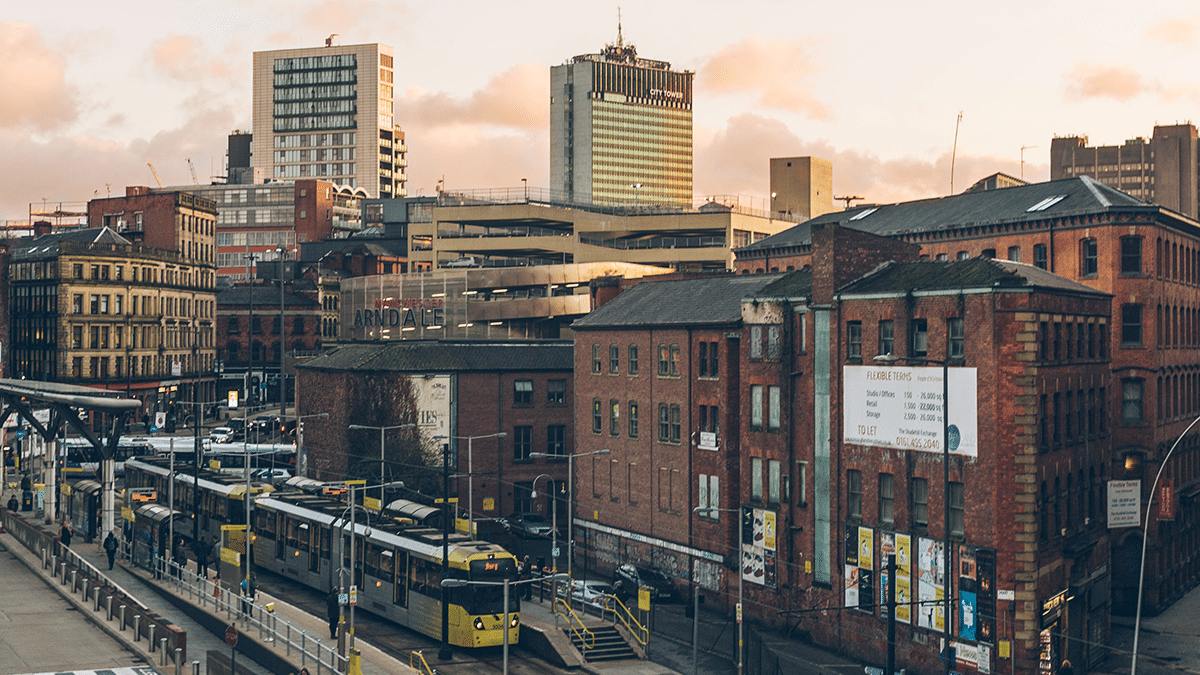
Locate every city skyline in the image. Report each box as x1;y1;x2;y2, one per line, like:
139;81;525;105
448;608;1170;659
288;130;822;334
5;0;1200;218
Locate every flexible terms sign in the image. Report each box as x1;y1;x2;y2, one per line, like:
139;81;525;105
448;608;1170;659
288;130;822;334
843;365;979;457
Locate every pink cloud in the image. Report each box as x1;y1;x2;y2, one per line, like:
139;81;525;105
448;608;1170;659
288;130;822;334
1146;17;1199;45
0;22;77;130
397;65;547;132
698;39;828;119
695;114;1047;207
151;35;232;82
1065;64;1153;101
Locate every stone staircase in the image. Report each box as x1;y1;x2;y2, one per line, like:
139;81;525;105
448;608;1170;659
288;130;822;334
567;624;639;662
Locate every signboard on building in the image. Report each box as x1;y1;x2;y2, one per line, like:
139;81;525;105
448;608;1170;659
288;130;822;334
742;507;776;588
843;366;978;457
1107;480;1141;528
1158;480;1176;521
698;431;718;451
409;375;451;448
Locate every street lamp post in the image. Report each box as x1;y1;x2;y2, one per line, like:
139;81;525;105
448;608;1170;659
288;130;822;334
530;448;610;583
450;432;507;535
531;474;557;571
335;479;405;657
694;506;744;675
1131;413;1200;673
876;352;952;673
349;423;417;503
441;573;568;675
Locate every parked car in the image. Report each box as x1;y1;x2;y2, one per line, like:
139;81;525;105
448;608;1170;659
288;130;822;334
500;513;554;539
613;563;675;602
209;427;235;443
563;579;613;607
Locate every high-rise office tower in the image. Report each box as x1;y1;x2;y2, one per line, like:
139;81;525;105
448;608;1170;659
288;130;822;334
551;25;693;208
252;42;407;198
1050;123;1198;218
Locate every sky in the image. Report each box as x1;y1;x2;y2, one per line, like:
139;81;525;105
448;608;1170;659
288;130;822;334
4;0;1200;219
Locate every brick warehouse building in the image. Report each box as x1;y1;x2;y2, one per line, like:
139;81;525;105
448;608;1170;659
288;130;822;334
571;273;783;593
295;340;573;520
736;176;1200;619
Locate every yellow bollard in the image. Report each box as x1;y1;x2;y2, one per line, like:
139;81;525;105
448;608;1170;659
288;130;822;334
348;647;363;675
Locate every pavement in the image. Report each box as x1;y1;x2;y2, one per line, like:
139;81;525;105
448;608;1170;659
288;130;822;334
0;539;147;674
1101;584;1200;674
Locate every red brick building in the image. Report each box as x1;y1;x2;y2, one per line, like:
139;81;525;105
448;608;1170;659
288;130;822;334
217;283;323;369
732;224;1114;673
737;176;1200;621
295;340;573;519
87;186;217;266
571;274;783;596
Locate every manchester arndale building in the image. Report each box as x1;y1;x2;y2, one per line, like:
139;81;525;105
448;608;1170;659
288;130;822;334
551;30;694;208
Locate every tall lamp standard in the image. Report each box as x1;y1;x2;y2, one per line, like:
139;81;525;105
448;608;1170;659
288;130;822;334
449;432;507;535
1131;413;1200;673
296;412;329;478
874;352;954;674
530;473;557;571
529;447;610;583
693;505;745;675
349;423;417;503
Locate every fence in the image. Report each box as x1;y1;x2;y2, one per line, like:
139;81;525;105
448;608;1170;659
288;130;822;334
145;554;348;674
1;509;192;673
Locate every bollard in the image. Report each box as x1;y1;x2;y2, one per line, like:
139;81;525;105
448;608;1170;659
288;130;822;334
51;553;57;572
191;660;200;675
267;613;276;644
286;623;291;656
70;569;76;591
148;624;156;651
133;615;141;641
60;561;67;583
174;648;182;674
82;579;89;601
159;638;167;666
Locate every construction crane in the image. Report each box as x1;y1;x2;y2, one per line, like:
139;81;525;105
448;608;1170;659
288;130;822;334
146;161;163;188
186;158;199;184
835;195;865;210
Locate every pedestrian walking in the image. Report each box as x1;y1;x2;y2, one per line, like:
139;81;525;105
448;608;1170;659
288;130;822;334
59;521;72;548
1059;659;1074;675
172;537;187;579
6;494;17;511
103;532;118;570
240;574;257;620
150;536;162;579
194;537;210;578
326;587;340;639
521;554;533;600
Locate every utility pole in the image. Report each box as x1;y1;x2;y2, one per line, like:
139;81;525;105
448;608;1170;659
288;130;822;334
439;442;452;661
950;111;964;194
192;321;202;543
887;553;897;675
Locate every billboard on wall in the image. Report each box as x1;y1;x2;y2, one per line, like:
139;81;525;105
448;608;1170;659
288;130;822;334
408;375;451;449
843;366;978;457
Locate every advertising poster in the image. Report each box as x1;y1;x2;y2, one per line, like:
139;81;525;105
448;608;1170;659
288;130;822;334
880;570;890;615
1107;479;1141;528
896;533;912;624
859;569;875;612
918;537;945;631
858;526;874;570
743;509;776;587
976;549;997;644
763;510;777;551
843;365;979;457
845;524;859;566
960;589;978;640
845;564;860;607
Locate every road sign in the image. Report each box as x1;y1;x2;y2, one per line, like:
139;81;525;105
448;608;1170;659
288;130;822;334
552;546;561;559
736;602;743;624
338;593;349;605
638;587;651;612
14;429;26;440
349;586;358;606
224;624;238;647
155;412;167;429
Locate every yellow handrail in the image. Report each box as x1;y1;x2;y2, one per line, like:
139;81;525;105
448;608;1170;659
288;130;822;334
409;649;437;675
598;593;649;646
554;596;596;650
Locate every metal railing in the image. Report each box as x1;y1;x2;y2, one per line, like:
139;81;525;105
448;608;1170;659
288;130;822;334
409;649;437;674
150;555;348;674
596;593;649;646
579;234;727;250
553;596;595;651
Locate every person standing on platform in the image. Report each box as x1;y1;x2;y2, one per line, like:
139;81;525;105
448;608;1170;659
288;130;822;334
103;531;118;570
326;587;340;640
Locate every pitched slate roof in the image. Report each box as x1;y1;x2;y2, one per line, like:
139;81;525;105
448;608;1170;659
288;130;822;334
217;285;320;308
838;257;1110;297
11;227;132;261
739;176;1152;254
572;274;784;329
298;340;573;373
